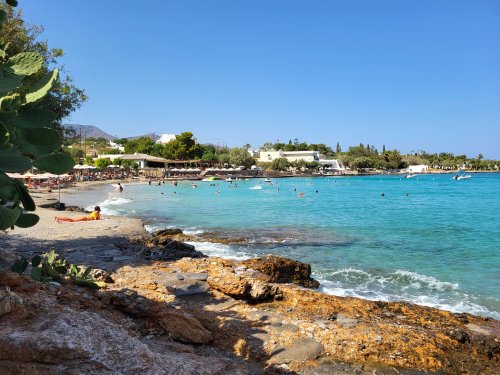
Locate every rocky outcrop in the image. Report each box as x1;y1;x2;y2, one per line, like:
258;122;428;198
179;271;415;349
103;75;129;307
207;266;283;302
119;236;206;262
105;288;213;344
0;310;230;375
157;310;213;344
239;255;320;288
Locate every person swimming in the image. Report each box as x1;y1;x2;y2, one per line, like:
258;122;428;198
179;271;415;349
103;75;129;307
55;206;101;223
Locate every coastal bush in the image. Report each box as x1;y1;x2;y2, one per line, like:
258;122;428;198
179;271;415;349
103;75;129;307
0;1;75;230
271;157;290;171
94;158;112;169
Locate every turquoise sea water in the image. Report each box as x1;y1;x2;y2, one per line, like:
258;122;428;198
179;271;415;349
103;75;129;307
68;174;500;319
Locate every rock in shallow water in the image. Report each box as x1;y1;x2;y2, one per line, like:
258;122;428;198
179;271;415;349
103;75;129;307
239;255;320;288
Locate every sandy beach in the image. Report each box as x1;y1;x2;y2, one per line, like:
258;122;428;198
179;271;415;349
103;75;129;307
1;183;499;374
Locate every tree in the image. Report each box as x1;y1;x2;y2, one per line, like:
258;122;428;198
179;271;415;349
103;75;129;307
271;157;290;171
351;157;374;169
84;156;95;166
201;144;217;161
162;132;203;160
201;151;217;161
217;153;230;166
124;136;155;154
94;158;112;169
261;142;274;151
291;159;307;170
336;142;341;154
114;138;129;145
228;147;255;168
63;147;84;163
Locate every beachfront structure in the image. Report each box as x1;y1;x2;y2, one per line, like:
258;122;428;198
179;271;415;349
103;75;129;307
318;159;344;170
156;134;177;144
407;164;429;173
97;153;168;168
257;150;344;170
258;150;321;163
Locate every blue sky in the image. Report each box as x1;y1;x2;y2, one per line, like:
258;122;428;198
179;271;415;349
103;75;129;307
20;1;500;158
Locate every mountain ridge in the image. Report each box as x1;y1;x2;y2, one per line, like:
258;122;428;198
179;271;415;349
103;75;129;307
64;124;160;141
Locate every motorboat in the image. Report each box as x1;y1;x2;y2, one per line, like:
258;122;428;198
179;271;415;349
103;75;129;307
263;177;271;183
404;174;417;179
452;173;472;180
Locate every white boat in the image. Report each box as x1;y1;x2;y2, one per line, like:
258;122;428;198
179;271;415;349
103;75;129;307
263;178;271;183
225;177;233;182
452;174;472;180
404;174;417;179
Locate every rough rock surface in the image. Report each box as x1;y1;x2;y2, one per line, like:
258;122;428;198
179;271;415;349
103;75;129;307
239;255;320;288
205;259;283;302
1;204;499;375
0;287;25;317
157;310;213;344
0;310;231;375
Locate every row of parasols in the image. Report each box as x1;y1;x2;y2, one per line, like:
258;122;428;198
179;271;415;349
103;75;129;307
7;172;70;179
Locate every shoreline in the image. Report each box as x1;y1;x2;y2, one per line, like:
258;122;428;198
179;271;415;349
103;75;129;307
38;179;500;321
1;182;499;373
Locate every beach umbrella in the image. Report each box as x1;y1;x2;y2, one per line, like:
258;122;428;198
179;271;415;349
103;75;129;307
6;173;25;179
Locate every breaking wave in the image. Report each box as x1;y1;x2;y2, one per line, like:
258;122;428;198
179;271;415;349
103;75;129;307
315;268;499;320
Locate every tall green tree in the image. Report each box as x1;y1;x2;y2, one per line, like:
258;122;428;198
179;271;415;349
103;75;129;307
271;157;290;171
228;147;255;168
124;136;155;154
163;132;203;160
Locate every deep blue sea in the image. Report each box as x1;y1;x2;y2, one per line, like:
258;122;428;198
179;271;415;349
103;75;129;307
66;174;500;319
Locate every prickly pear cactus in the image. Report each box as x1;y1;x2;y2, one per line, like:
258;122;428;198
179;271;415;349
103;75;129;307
0;1;75;230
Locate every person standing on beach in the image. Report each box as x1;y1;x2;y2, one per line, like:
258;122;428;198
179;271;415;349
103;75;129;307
54;206;101;223
117;183;123;192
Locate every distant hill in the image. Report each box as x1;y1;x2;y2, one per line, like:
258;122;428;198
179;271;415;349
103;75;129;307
127;133;161;141
64;124;117;140
64;125;162;142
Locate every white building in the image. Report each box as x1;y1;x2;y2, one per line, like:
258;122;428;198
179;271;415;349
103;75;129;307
156;134;177;144
257;150;344;170
258;150;321;163
97;153;168;168
108;140;125;153
407;164;429;173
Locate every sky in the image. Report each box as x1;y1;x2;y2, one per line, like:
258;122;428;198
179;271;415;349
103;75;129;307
18;0;500;158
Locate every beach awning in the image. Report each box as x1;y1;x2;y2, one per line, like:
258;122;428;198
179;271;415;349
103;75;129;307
7;172;69;179
74;164;96;170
